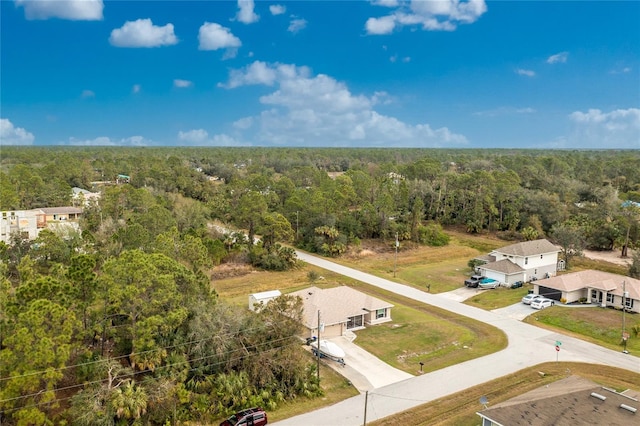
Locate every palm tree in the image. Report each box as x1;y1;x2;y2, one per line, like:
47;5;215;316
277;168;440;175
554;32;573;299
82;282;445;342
110;381;148;420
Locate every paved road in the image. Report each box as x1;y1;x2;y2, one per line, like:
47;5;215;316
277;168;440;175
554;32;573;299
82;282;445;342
274;251;640;426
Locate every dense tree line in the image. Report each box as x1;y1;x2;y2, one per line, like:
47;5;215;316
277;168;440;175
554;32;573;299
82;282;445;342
1;147;640;424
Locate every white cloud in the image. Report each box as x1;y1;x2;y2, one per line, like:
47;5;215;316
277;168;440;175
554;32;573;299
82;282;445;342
365;0;487;35
270;4;286;15
219;61;311;89
174;79;193;88
610;67;631;75
365;16;396;35
236;0;259;24
81;89;95;98
179;129;209;144
132;84;141;94
198;22;241;58
0;118;35;145
109;19;178;48
178;129;242;146
16;0;103;20
288;17;308;34
547;51;568;64
568;108;640;148
372;0;400;7
219;61;467;147
64;135;152;146
233;117;254;130
515;68;535;77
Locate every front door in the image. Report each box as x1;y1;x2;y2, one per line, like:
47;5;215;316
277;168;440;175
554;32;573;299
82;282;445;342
591;289;602;303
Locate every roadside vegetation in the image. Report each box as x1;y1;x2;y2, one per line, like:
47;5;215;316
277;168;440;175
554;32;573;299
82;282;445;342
370;362;640;426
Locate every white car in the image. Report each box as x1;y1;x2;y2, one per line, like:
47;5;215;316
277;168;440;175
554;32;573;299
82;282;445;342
521;294;543;305
531;298;555;310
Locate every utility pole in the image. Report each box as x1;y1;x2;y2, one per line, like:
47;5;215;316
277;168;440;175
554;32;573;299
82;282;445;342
363;390;368;426
622;281;629;354
394;232;399;278
296;210;299;241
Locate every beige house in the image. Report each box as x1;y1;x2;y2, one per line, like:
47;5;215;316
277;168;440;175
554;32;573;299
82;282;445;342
288;286;393;338
534;270;640;313
39;207;83;222
477;375;638;425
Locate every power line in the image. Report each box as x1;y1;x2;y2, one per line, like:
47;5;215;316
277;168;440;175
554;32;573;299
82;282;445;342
1;334;304;411
0;320;286;383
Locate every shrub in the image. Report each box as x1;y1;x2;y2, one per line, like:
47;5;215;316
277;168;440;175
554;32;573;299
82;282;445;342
560;297;567;304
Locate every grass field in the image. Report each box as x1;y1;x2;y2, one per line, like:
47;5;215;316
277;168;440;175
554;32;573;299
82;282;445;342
522;305;640;353
464;285;532;310
369;362;640;426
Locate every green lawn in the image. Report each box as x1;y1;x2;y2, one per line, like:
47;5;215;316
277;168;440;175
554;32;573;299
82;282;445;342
355;304;476;374
522;306;640;353
464;285;533;310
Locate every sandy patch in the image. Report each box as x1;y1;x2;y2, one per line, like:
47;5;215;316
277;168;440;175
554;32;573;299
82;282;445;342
582;249;635;266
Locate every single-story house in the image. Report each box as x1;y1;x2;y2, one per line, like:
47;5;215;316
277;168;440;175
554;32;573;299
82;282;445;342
288;286;393;339
248;290;282;312
477;375;638;425
475;239;561;286
534;270;640;313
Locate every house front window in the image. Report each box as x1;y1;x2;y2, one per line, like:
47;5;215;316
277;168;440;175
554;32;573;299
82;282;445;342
376;308;386;319
525;257;528;265
606;293;614;303
625;298;634;309
347;315;363;329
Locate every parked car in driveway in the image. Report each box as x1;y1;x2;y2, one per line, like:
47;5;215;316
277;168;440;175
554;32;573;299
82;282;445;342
464;275;484;288
530;298;555;310
522;294;543;305
220;407;268;426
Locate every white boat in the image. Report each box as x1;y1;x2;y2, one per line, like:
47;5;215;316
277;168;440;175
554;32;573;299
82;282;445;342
311;340;346;360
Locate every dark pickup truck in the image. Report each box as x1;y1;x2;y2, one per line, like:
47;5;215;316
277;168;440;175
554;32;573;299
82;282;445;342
464;275;484;288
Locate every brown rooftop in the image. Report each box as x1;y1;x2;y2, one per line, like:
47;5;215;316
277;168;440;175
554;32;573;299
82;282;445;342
478;375;638;426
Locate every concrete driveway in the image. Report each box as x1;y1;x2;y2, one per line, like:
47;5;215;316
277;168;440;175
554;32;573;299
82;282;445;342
491;300;536;320
320;336;413;392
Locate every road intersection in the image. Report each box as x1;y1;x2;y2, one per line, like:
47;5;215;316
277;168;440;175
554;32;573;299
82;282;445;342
274;250;639;425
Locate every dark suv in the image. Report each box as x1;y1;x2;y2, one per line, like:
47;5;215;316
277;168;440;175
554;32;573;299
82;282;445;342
220;407;268;426
464;275;484;288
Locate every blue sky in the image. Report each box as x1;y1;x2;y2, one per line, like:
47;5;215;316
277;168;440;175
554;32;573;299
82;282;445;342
1;0;639;148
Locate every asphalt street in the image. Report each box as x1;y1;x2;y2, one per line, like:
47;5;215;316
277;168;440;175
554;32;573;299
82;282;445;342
273;250;640;426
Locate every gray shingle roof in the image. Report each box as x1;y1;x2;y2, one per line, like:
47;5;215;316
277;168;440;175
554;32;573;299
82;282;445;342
480;259;524;274
494;239;560;257
478;376;639;425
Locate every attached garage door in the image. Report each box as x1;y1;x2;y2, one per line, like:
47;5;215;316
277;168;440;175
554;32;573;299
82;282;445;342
538;286;562;301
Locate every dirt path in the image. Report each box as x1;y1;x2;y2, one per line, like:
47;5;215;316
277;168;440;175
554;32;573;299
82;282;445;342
583;249;635;266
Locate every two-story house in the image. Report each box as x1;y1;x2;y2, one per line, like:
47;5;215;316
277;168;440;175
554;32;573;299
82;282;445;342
475;239;561;286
